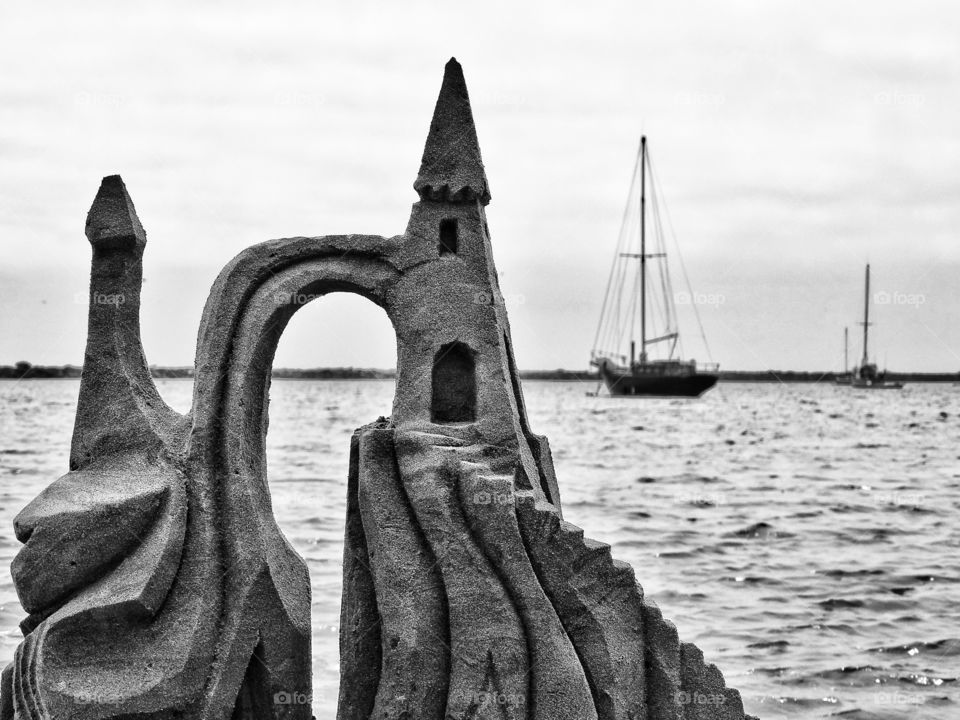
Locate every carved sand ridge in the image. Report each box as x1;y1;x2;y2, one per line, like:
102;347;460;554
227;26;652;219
1;58;756;720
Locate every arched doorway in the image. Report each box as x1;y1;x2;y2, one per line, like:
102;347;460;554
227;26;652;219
430;341;476;423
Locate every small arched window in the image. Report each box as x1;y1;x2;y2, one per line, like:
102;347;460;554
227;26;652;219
431;342;476;423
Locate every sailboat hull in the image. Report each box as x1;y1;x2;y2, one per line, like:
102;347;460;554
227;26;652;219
851;379;904;390
598;362;718;397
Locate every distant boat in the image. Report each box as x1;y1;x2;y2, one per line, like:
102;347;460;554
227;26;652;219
835;327;852;384
850;264;903;390
590;136;718;397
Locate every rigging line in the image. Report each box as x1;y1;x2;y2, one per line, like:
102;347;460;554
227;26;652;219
658;194;678;333
598;232;626;356
627;156;644;356
650;173;676;338
611;229;635;360
600;239;627;356
647;160;678;360
659;203;679;350
604;246;631;359
592;141;643;356
611;205;636;355
612;158;642;359
640;153;659;357
617;233;638;356
611;255;629;356
648;149;715;364
649;151;676;334
649;150;680;359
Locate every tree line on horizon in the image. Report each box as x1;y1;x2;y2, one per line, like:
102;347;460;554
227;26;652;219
2;361;959;383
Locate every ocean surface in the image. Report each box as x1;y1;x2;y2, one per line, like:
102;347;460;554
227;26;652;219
0;378;958;719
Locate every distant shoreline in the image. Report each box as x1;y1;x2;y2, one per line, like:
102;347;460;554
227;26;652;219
1;363;958;383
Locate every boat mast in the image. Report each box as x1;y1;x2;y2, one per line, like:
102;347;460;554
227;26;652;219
861;264;871;367
639;136;647;365
843;327;849;374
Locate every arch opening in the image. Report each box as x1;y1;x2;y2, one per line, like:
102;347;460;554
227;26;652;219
265;291;398;717
431;341;477;423
438;218;458;255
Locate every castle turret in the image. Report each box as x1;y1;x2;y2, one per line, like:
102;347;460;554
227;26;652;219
390;59;563;510
404;57;493;265
71;176;174;469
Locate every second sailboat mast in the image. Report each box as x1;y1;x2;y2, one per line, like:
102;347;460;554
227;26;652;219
640;135;647;365
861;263;871;367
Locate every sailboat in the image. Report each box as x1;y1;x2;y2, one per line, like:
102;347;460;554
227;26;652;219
851;264;903;390
590;136;719;397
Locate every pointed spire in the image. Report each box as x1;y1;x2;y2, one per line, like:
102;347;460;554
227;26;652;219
85;175;147;252
414;58;491;206
71;173;163;470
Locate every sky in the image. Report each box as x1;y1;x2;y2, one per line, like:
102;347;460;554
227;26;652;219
1;1;959;371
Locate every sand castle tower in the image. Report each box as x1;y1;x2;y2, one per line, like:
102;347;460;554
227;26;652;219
2;59;755;720
390;58;562;507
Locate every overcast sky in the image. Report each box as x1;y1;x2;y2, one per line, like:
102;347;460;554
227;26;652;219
2;1;958;371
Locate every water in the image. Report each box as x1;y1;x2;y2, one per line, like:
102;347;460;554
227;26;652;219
0;378;958;719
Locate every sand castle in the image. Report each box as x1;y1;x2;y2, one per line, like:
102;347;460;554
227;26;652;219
2;59;755;720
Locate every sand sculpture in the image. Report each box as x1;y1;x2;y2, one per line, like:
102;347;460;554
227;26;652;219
1;59;756;720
